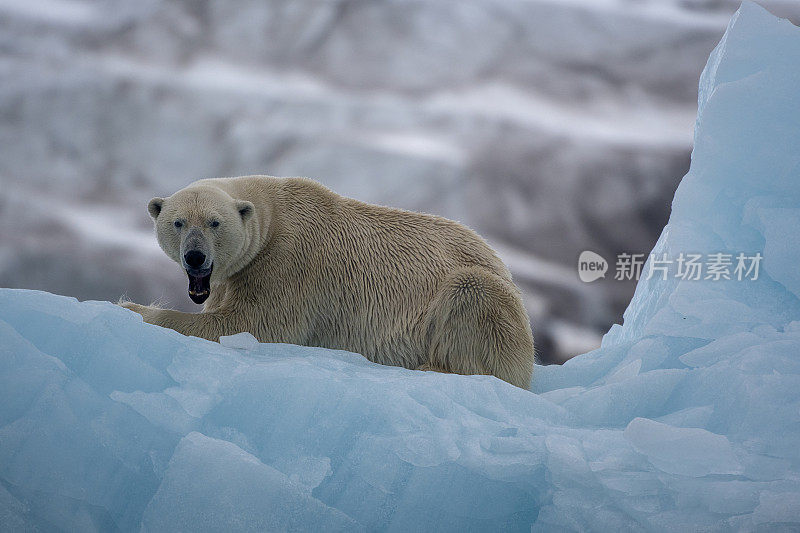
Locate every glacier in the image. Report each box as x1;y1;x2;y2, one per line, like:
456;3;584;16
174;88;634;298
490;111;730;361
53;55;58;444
2;1;800;530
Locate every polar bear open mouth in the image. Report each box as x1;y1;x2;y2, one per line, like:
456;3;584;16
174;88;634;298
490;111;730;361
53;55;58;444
187;266;212;304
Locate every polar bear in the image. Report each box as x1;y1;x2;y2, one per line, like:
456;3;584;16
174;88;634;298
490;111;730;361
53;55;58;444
121;176;534;388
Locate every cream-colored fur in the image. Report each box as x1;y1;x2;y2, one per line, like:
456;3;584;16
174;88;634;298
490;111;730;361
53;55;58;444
121;176;534;388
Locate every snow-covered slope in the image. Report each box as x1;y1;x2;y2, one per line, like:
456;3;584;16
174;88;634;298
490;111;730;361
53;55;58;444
3;0;799;362
2;2;800;530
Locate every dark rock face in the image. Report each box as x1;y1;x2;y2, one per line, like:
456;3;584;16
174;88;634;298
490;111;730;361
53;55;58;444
1;0;797;362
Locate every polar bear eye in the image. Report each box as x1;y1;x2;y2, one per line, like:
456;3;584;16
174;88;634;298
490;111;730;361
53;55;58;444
174;220;183;229
209;220;220;228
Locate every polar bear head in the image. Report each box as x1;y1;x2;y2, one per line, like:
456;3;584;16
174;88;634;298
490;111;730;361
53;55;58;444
147;184;255;304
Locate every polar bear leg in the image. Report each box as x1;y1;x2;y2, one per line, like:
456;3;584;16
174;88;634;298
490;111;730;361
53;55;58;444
422;267;534;389
120;302;231;342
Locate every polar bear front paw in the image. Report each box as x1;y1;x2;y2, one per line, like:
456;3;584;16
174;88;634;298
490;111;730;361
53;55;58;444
119;301;153;322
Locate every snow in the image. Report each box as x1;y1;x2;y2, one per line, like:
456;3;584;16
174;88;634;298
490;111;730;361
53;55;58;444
2;1;800;530
220;332;260;351
0;0;100;26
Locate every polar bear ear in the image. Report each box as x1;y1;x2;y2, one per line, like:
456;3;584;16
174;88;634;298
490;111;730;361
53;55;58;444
148;197;164;220
236;200;254;221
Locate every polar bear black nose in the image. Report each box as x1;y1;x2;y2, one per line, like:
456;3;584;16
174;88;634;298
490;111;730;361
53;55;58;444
184;250;206;269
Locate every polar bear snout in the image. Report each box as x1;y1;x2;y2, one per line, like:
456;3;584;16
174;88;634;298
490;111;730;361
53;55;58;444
184;250;206;270
180;227;214;304
180;228;213;272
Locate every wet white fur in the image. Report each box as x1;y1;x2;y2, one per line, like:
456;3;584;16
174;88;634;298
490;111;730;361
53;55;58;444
122;176;534;388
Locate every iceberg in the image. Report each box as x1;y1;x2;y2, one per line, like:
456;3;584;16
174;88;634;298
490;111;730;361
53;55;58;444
2;2;800;530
